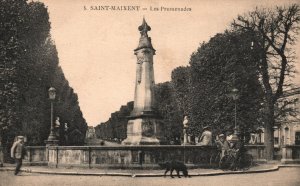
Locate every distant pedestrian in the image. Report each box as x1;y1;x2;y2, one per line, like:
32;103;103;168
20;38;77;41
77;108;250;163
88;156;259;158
10;136;26;175
215;134;230;158
197;126;212;146
55;117;61;138
64;123;69;145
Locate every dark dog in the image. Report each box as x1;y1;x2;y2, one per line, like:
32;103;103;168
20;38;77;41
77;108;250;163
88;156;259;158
158;160;189;178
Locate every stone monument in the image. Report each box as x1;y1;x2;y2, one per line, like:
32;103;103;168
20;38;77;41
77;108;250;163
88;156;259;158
122;18;162;145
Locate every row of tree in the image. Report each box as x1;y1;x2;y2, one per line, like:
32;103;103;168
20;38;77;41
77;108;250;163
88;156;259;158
96;4;300;160
0;0;87;150
95;102;133;141
94;83;183;143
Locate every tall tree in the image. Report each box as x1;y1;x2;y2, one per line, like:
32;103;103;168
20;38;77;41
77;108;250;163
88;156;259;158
232;4;300;160
0;0;87;147
18;2;53;145
189;30;263;138
0;0;28;147
155;82;182;144
171;66;191;116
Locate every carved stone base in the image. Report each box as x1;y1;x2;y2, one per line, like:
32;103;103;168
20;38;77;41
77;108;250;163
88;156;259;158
122;118;160;145
44;140;59;146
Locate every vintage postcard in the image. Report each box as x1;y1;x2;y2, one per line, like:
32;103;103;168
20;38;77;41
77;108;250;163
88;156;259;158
0;0;300;185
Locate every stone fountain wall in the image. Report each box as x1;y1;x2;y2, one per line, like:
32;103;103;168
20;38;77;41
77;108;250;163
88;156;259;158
46;145;217;169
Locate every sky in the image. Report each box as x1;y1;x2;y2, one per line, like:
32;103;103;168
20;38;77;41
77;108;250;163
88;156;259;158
39;0;300;127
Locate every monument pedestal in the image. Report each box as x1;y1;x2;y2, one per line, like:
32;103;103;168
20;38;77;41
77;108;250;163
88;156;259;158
44;140;59;161
122;117;160;145
44;140;59;146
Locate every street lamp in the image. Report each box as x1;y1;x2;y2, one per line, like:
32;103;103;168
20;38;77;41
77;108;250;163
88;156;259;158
47;87;57;141
230;88;239;142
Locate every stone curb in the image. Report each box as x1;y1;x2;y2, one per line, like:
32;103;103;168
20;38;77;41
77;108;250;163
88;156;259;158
0;164;299;177
196;166;279;176
278;164;300;167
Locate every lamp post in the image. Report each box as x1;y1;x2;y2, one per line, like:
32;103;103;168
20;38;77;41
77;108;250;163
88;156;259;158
46;87;58;142
0;136;3;167
230;88;239;142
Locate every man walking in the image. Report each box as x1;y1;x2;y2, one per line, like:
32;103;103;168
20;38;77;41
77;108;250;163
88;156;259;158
10;136;26;175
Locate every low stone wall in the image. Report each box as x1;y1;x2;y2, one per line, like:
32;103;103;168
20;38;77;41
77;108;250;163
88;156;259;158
24;146;47;166
48;146;217;169
47;145;271;169
23;144;300;168
245;145;266;163
281;145;300;164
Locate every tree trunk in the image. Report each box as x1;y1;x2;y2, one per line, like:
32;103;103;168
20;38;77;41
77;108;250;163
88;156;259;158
264;102;275;160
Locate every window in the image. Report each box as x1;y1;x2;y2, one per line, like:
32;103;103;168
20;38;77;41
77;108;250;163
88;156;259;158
295;132;300;145
274;137;279;145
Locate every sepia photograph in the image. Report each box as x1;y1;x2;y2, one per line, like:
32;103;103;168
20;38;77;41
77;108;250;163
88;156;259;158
0;0;300;185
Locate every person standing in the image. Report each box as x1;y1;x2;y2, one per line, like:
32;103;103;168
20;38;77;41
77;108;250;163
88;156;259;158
54;117;61;138
10;136;26;175
197;126;212;146
64;123;69;145
216;134;230;158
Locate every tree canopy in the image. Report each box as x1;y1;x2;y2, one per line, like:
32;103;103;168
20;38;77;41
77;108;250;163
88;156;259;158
0;0;87;148
232;4;300;160
187;30;263;137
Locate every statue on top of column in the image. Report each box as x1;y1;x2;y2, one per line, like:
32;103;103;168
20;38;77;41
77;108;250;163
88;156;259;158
138;18;151;37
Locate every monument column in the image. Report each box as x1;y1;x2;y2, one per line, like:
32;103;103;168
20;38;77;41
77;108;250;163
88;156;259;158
122;18;162;145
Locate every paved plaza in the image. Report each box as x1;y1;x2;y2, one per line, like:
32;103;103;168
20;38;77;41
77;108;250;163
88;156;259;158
0;167;299;186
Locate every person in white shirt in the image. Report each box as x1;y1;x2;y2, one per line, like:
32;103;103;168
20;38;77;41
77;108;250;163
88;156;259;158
197;126;212;146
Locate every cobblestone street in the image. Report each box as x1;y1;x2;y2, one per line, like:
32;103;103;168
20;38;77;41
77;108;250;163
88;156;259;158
1;167;299;186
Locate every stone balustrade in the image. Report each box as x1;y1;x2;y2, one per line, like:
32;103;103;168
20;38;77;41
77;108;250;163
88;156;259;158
20;144;300;168
23;146;47;166
47;145;217;169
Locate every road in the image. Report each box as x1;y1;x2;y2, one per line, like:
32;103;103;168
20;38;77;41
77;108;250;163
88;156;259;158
0;167;299;186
